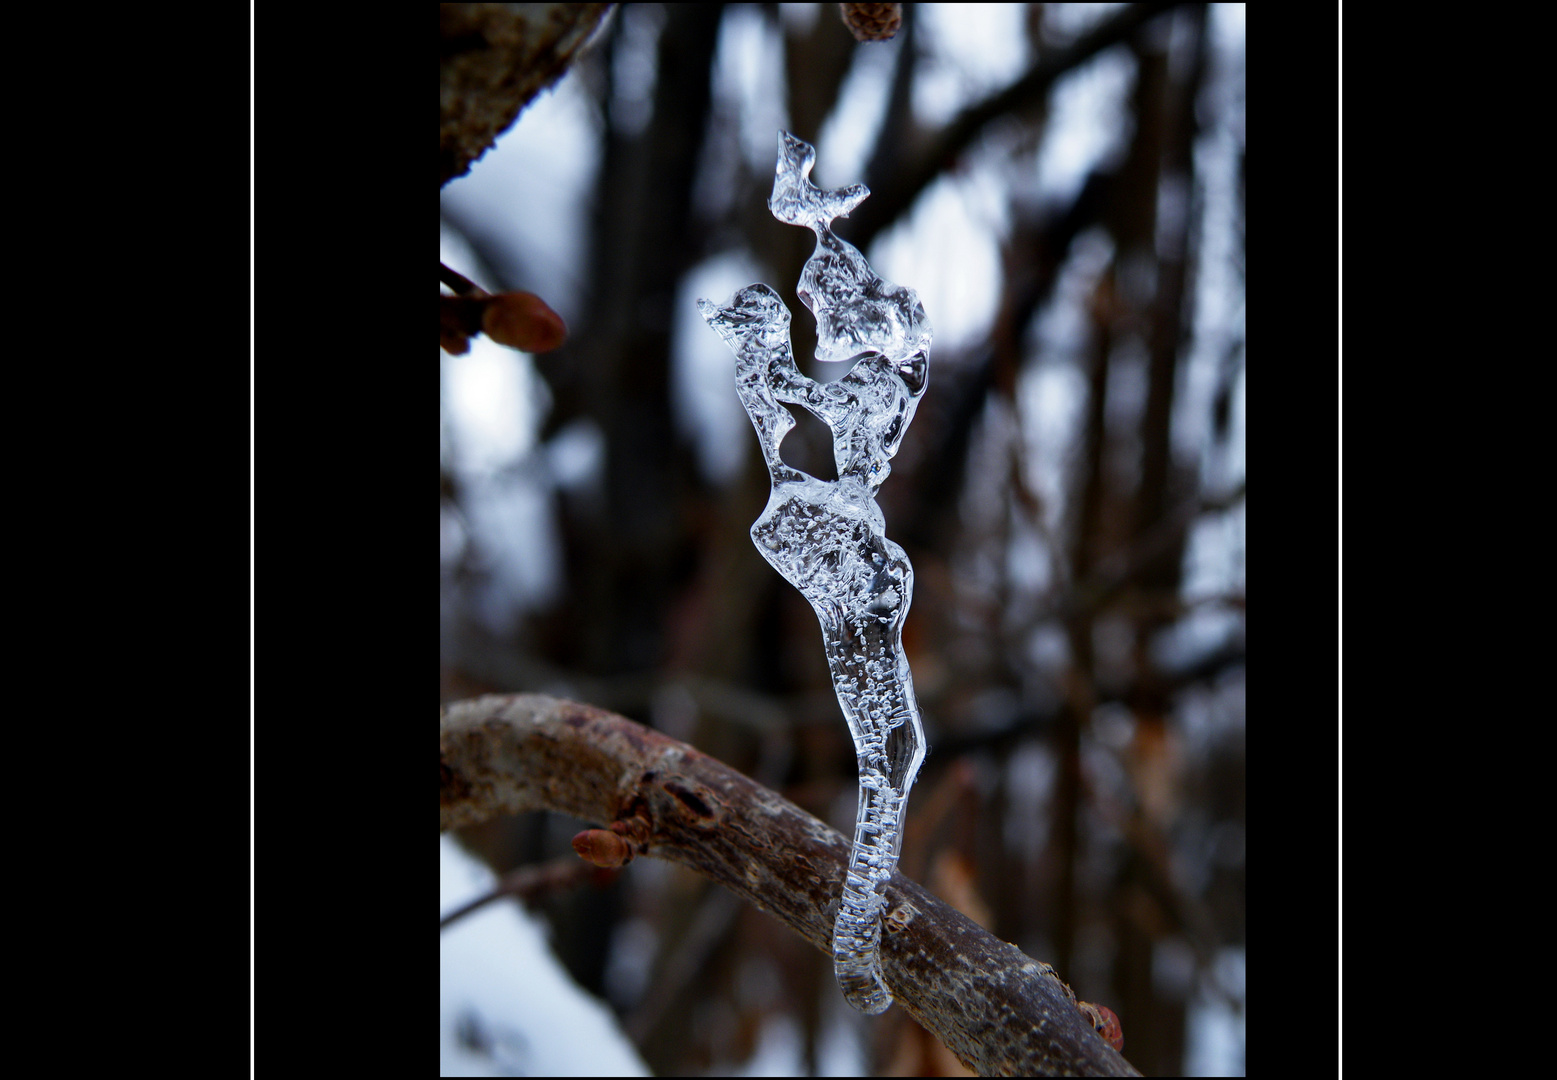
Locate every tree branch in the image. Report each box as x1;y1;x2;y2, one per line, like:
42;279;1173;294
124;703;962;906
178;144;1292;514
440;693;1141;1077
845;1;1187;251
440;3;615;187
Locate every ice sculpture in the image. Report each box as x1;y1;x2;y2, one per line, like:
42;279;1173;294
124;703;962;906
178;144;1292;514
697;132;930;1015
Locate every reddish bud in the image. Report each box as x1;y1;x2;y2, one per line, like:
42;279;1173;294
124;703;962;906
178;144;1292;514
572;828;632;868
482;291;567;353
1077;1002;1124;1052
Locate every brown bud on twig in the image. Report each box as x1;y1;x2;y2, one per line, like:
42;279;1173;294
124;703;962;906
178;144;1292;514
440;275;568;356
572;828;633;868
482;291;567;353
839;3;902;42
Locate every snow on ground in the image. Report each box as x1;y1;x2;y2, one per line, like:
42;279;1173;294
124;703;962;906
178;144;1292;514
440;836;650;1077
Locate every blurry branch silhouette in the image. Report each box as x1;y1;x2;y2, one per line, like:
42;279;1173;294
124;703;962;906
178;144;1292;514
439;854;610;931
441;693;1141;1077
1047;481;1246;624
848;1;1189;251
623;882;745;1046
1085;782;1243;1013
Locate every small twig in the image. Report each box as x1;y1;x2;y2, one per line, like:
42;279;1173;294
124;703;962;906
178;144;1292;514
440;261;487;296
439;854;609;930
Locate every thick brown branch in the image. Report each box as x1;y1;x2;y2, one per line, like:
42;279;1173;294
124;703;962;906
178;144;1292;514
440;693;1140;1077
440;3;615;187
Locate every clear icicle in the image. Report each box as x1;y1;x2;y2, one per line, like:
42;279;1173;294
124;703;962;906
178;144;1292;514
697;132;930;1015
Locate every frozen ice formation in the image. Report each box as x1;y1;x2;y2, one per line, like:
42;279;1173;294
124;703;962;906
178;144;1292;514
697;132;930;1015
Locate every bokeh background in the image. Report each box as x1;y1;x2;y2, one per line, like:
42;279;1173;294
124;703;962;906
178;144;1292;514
441;4;1245;1075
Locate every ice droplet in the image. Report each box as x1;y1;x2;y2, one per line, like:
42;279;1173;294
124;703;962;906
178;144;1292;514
697;132;930;1015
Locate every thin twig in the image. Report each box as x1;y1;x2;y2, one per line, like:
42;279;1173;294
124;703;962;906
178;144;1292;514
439;854;607;930
440;261;487;296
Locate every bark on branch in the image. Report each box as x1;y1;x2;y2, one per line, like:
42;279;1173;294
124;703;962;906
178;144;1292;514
440;3;615;187
440;693;1140;1077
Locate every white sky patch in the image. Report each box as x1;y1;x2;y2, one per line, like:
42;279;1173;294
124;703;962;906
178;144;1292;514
1003;741;1056;862
439;69;600;323
732;1015;803;1076
442;342;547;478
1183;5;1245;498
440;837;650;1077
441;228;563;623
706;1000;867;1076
1006;515;1053;598
1041;3;1129;41
1182;947;1246;1076
814;33;898;190
1018;228;1114;536
1181;495;1244;606
1210;3;1246;56
677;251;768;485
778;2;819;36
1226;366;1244;484
816;1000;869;1075
463;478;563;627
1151;602;1243;674
441;222;535;478
715;5;790;172
545;418;606;493
1175;5;1245;610
1032;49;1136;204
1019;361;1087;539
610;3;663;138
913;3;1030;127
870;175;1003;355
439;222;496;294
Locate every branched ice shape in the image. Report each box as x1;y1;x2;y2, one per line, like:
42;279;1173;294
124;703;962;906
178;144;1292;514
697;132;930;1015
